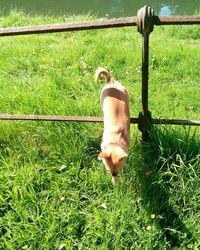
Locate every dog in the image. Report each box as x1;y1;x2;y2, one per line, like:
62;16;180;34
96;67;130;184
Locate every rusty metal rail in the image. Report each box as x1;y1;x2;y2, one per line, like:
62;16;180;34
0;114;104;122
154;16;200;25
0;16;200;37
0;17;137;36
152;119;200;126
0;114;199;127
0;5;199;141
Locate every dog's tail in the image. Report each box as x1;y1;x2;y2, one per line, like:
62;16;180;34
95;67;114;84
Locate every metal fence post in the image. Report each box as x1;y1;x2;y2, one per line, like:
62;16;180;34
137;6;154;141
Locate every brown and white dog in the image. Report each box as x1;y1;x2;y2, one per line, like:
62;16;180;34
96;67;130;184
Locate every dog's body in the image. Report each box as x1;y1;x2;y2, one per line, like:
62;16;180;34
96;67;130;184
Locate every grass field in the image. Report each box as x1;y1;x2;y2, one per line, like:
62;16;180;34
0;11;199;249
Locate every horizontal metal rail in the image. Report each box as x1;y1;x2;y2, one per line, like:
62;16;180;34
0;16;200;37
0;114;136;123
0;17;137;37
0;114;104;122
154;16;200;25
152;118;200;126
0;114;199;126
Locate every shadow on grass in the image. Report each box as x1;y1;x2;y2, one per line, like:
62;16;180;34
135;127;199;248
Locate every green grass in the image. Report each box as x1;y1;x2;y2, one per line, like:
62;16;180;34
0;11;199;249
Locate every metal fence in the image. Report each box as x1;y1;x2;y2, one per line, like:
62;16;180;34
0;5;200;140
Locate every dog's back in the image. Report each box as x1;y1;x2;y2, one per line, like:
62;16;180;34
96;67;130;135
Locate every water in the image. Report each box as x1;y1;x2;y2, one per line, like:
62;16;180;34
1;0;200;17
